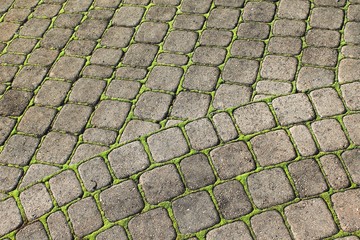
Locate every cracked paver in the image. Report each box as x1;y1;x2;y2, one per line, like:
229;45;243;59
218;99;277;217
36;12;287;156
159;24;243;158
0;0;359;239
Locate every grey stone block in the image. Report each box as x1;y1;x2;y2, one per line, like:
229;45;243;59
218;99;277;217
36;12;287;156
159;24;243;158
185;118;219;151
79;157;112;191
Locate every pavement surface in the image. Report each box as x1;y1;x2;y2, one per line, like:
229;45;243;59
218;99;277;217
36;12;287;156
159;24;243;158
0;0;359;239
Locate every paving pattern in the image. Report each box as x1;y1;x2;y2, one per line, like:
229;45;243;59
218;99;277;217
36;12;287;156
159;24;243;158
0;0;360;239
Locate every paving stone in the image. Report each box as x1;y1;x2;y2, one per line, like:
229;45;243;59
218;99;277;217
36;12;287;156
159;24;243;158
348;4;360;21
0;22;19;41
146;66;183;92
310;87;345;117
278;0;310;20
289;159;328;198
213;83;252;109
320;154;350;190
311;119;349;152
0;198;23;236
52;104;92;134
231;39;265;58
4;8;30;23
17;106;56;136
69;78;106;105
153;0;180;5
146;6;176;22
112;6;145;27
212;112;238;142
134;91;172;121
335;237;360;240
100;180;144;221
83;128;117;145
341;82;360;110
123;0;150;4
140;164;185;204
79;157;111;191
173;14;205;30
213;180;252;220
65;39;97;56
163;30;198;54
210;141;255;180
15;221;48;240
243;2;275;22
27;48;59;66
70;143;108;164
47;211;72;240
173;191;219;234
192;46;226;65
286;198;338;239
342;149;360;185
222;58;259;85
171;91;210;119
251;211;292;240
302;47;338;67
157;53;189;65
310;7;344;30
115;67;148;80
306;29;340;48
0;166;22;192
248;168;295;209
12;66;47;90
64;0;92;12
49;56;85;81
0;135;39;166
94;0;121;7
8;38;37;54
0;116;16;145
214;0;244;7
332;188;360;232
255;80;292;96
273;19;306;37
88;9;114;20
49;170;83;206
314;0;346;6
82;65;113;79
20;183;53;221
135;22;168;43
207;8;240;29
106;80;141;100
123;43;158;67
344;114;360;145
268;36;302;55
251;130;296;166
33;4;61;18
339;59;360;83
341;45;360;59
273;93;315;125
0;0;12;12
234;102;275;135
68;197;103;237
237;22;270;40
19;164;60;189
200;29;232;47
261;55;298;81
147;127;189;162
0;53;26;65
206;221;252;240
297;67;335;91
180;153;216;190
185;118;219;150
346;23;360;44
289;125;318;157
128;208;176;240
76;19;108;40
0;90;32;117
96;226;128;240
120;120;160;142
41;28;73;49
54;13;82;29
19;18;50;37
0;66;18;84
91;48;123;66
36;132;77;164
181;0;212;14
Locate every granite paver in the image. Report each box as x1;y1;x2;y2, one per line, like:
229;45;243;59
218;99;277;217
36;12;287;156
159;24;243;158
0;0;359;239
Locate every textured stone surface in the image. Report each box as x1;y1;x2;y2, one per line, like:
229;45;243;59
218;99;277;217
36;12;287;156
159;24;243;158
251;211;292;240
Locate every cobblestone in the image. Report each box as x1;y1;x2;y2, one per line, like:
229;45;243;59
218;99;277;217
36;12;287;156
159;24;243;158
206;221;252;240
251;211;291;240
15;222;48;240
78;157;112;191
320;154;350;190
185;118;219;150
342;149;360;185
47;211;72;240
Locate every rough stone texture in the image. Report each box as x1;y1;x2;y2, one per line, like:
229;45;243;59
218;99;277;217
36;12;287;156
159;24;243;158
261;55;298;81
140;164;185;204
180;153;216;190
206;221;252;240
200;29;232;47
311;119;349;152
123;43;158;67
243;1;275;22
341;82;360;111
289;125;318;157
0;198;23;237
222;58;259;85
248;168;295;209
342;149;360;185
0;90;32;117
134;92;172;121
302;47;338;67
171;91;211;119
128;208;176;240
212;112;238;142
99;180;144;221
310;7;344;30
78;157;112;191
83;128;117;145
172;191;219;234
0;166;23;192
213;180;252;220
96;226;128;240
173;14;205;30
19;164;60;189
15;221;48;240
310;87;345;117
343;114;360;145
35;80;71;107
68;197;103;238
268;36;302;55
106;80;141;100
70;143;108;165
0;117;16;145
273;19;306;37
285;198;338;240
207;8;240;29
47;211;72;240
135;22;168;44
231;39;265;58
49;56;85;81
185;118;219;150
213;83;252;109
91;100;131;129
192;46;226;66
69;78;106;105
183;65;218;91
339;59;360;83
288;159;328;198
210;141;255;180
320;154;350;190
297;67;335;91
147;66;183;92
278;0;310;20
251;130;296;166
251;211;292;240
120;120;160;142
306;29;340;48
